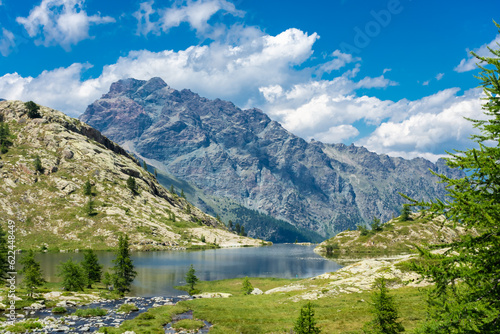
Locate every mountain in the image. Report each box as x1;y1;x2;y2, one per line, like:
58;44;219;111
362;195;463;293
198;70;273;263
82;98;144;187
80;78;462;241
0;100;263;251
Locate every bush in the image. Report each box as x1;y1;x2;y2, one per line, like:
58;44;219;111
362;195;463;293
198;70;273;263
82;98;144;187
33;155;43;173
25;101;41;119
52;306;67;314
294;302;321;334
117;303;138;313
6;320;42;333
74;307;107;317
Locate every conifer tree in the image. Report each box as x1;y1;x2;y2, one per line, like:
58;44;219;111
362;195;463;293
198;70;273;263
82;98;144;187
111;234;137;295
235;222;241;235
399;205;412;222
0;225;9;281
83;179;92;196
403;22;500;333
242;276;253;295
81;249;102;288
19;250;45;297
25;101;41;119
126;176;137;194
33;155;43;173
363;278;404;334
57;259;86;291
228;220;233;230
185;264;198;293
294;302;321;334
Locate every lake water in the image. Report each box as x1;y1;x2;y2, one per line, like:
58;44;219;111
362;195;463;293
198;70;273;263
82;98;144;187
33;244;342;297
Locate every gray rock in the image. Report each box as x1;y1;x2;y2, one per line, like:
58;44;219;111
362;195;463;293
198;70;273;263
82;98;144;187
62;148;74;159
81;77;463;241
250;288;263;295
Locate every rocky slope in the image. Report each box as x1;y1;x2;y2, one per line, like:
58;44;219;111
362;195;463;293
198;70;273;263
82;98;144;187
80;78;463;241
0;100;262;251
315;213;477;256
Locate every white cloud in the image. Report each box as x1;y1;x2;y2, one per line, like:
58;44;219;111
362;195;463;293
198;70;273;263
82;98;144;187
0;29;16;57
454;35;500;72
316;50;360;74
436;73;444;80
357;88;484;161
16;0;115;51
134;0;244;37
422;80;429;86
383;68;391;74
311;125;360;143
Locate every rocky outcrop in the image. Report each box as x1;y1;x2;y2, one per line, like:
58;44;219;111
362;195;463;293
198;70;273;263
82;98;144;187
81;78;463;240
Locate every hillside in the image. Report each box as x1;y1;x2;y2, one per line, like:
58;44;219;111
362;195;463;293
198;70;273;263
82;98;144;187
315;213;477;256
80;77;463;241
0;100;263;251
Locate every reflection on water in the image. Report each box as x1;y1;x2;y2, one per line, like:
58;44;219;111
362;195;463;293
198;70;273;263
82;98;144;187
30;244;343;297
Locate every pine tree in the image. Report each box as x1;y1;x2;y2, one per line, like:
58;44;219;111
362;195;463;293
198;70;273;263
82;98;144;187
294;302;321;334
180;189;186;198
185;264;198;293
0;225;9;282
154;168;157;178
370;217;383;232
363;278;404;334
235;223;241;235
57;259;86;291
228;220;233;230
81;249;102;288
402;22;500;333
0;122;12;154
126;176;137;194
242;276;253;295
240;225;246;236
25;101;41;119
111;234;137;295
399;205;412;222
170;185;175;194
33;155;43;173
84;196;94;216
83;179;92;196
19;250;45;297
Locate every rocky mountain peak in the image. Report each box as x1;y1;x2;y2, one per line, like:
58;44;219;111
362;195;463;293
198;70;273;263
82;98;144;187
80;78;463;241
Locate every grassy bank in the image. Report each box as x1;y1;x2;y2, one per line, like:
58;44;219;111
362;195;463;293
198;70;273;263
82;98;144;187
102;276;429;333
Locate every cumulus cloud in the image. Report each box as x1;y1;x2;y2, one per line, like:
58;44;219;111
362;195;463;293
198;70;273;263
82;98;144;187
454;35;500;72
0;29;16;57
0;28;318;115
436;73;444;80
16;0;115;51
312;125;360;143
316;50;360;74
134;0;244;37
357;88;484;161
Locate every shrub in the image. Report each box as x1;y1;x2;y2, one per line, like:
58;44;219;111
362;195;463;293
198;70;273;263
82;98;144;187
117;303;138;313
74;307;107;317
25;101;41;119
136;312;155;320
52;306;67;314
242;276;253;295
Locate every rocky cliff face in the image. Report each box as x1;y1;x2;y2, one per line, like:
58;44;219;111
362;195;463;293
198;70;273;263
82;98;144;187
80;78;462;240
0;100;262;251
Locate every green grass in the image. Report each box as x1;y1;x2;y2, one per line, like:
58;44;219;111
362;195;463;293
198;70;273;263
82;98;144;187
172;319;205;331
117;303;139;313
52;306;67;314
5;320;43;333
74;307;107;317
99;304;190;334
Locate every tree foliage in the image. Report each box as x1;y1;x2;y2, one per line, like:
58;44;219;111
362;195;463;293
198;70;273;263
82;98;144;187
25;101;41;119
33;155;43;173
126;176;137;194
185;264;198;293
0;225;9;281
242;276;253;295
81;249;102;288
294;302;321;334
399;205;412;222
363;278;404;334
83;179;92;196
57;259;86;291
0;122;12;154
111;234;137;295
19;250;45;297
403;22;500;333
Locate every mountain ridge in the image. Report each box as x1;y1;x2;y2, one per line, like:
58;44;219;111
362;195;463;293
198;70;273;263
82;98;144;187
0;100;263;250
80;77;462;241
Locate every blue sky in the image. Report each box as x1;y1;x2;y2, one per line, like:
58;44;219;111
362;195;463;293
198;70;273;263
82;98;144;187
0;0;499;161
